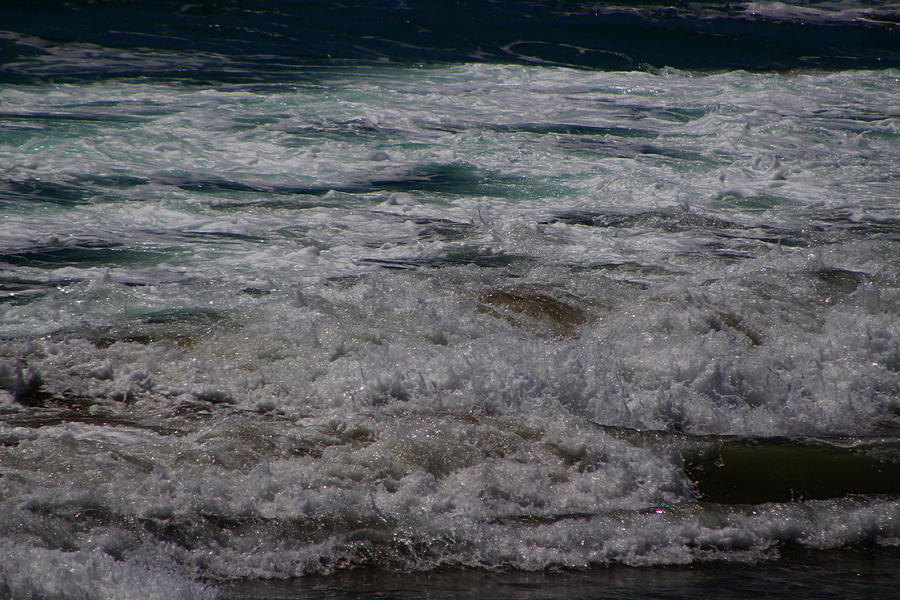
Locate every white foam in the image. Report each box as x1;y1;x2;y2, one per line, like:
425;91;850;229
1;61;898;587
0;542;215;600
743;1;900;25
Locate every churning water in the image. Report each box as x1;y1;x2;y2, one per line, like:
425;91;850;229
1;2;898;598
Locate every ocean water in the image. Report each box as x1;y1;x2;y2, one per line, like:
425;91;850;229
0;2;898;598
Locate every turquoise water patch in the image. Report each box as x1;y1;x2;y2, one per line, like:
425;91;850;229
711;192;801;211
0;178;92;207
71;174;150;189
173;162;560;201
0;111;147;124
366;162;532;198
0;276;76;306
0;242;184;269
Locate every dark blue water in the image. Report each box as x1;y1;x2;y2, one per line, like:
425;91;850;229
2;0;898;85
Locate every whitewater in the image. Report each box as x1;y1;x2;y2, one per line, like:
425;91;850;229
0;16;898;599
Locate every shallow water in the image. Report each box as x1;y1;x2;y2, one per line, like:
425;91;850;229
1;2;898;598
222;549;900;600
